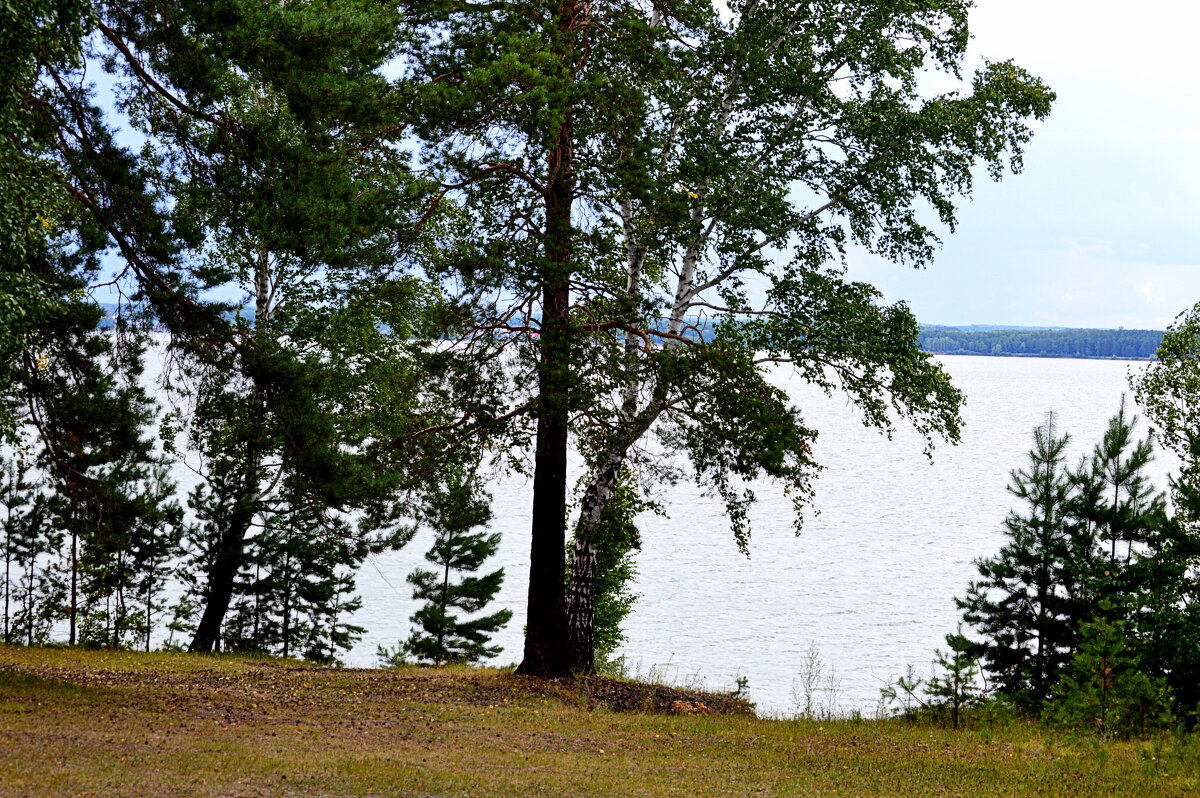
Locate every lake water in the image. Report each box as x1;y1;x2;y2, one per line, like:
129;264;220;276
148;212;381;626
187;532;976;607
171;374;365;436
344;355;1177;716
142;354;1172;715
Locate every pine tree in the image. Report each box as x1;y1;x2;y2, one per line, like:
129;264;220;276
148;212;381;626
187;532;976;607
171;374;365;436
182;481;396;662
924;627;983;729
957;413;1079;711
1068;397;1158;575
1128;434;1200;726
404;478;512;665
0;457;48;644
1049;611;1171;739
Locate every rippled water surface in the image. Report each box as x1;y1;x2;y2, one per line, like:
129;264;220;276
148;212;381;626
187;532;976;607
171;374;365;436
344;356;1175;715
149;353;1171;715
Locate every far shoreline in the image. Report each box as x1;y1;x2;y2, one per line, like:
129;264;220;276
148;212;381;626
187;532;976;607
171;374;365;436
923;351;1155;362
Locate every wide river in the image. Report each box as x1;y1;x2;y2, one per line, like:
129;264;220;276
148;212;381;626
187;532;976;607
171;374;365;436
340;355;1177;716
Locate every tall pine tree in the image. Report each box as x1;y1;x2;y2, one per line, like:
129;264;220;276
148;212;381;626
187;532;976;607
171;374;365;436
957;413;1080;711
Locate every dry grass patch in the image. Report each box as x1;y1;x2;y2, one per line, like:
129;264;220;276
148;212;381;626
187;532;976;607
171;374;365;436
1;646;1197;797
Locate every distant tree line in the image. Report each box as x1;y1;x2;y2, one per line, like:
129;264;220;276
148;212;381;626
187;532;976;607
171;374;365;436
919;327;1164;360
889;306;1200;735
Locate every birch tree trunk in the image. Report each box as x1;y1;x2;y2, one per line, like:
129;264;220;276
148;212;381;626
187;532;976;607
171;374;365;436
562;2;759;668
565;198;646;672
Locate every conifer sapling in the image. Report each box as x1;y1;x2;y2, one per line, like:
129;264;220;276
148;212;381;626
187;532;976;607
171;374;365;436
404;477;512;665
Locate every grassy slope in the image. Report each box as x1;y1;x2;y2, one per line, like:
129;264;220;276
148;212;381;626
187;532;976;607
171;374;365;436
0;646;1196;797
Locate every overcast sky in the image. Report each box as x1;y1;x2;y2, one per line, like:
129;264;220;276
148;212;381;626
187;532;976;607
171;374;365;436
93;1;1196;330
842;0;1200;330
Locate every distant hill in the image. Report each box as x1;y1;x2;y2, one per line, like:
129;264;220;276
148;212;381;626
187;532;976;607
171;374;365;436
918;325;1164;360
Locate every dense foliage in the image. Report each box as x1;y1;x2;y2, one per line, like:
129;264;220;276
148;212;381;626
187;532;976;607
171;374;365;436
399;474;513;665
3;0;1062;679
944;407;1200;734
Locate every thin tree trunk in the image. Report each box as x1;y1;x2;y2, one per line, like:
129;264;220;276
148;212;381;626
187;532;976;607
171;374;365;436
145;554;153;653
252;560;261;646
25;554;35;647
282;553;292;660
565;451;623;671
563;193;649;671
438;545;451;664
69;526;77;646
4;521;11;644
561;10;745;666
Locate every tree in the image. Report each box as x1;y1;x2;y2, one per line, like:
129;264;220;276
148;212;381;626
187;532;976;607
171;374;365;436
25;1;472;654
403;0;1054;676
880;626;983;727
577;468;644;669
0;0;91;441
0;457;48;644
925;627;984;729
1129;314;1200;724
1049;612;1171;739
1069;396;1158;568
957;413;1079;711
403;476;512;665
959;403;1197;724
1132;303;1200;489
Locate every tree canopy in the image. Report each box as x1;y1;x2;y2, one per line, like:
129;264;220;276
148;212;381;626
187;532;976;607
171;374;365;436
5;0;1055;677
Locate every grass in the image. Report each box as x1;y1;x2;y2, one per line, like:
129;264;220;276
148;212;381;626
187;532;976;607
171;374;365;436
1;645;1197;797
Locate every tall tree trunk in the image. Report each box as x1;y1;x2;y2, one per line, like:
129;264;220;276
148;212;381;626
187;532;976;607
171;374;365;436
3;527;11;645
517;61;576;676
188;497;254;652
69;525;77;646
438;547;451;664
24;555;35;647
189;247;271;653
144;554;153;653
563;195;649;672
282;555;292;660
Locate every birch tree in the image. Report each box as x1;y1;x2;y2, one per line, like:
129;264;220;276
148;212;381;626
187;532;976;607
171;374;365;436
559;0;1056;671
403;0;1053;676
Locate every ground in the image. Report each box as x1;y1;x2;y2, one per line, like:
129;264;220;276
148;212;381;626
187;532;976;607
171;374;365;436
0;646;1196;797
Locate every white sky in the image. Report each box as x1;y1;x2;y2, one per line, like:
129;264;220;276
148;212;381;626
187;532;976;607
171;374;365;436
92;1;1199;329
843;0;1200;329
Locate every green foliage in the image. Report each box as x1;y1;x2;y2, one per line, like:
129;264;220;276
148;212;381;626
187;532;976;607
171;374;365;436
403;476;512;665
0;457;54;646
220;502;377;664
957;412;1079;711
1132;303;1200;483
404;0;1054;673
1049;612;1173;739
925;628;984;729
0;0;91;439
1129;313;1200;723
574;469;644;670
958;402;1200;732
0;283;187;650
